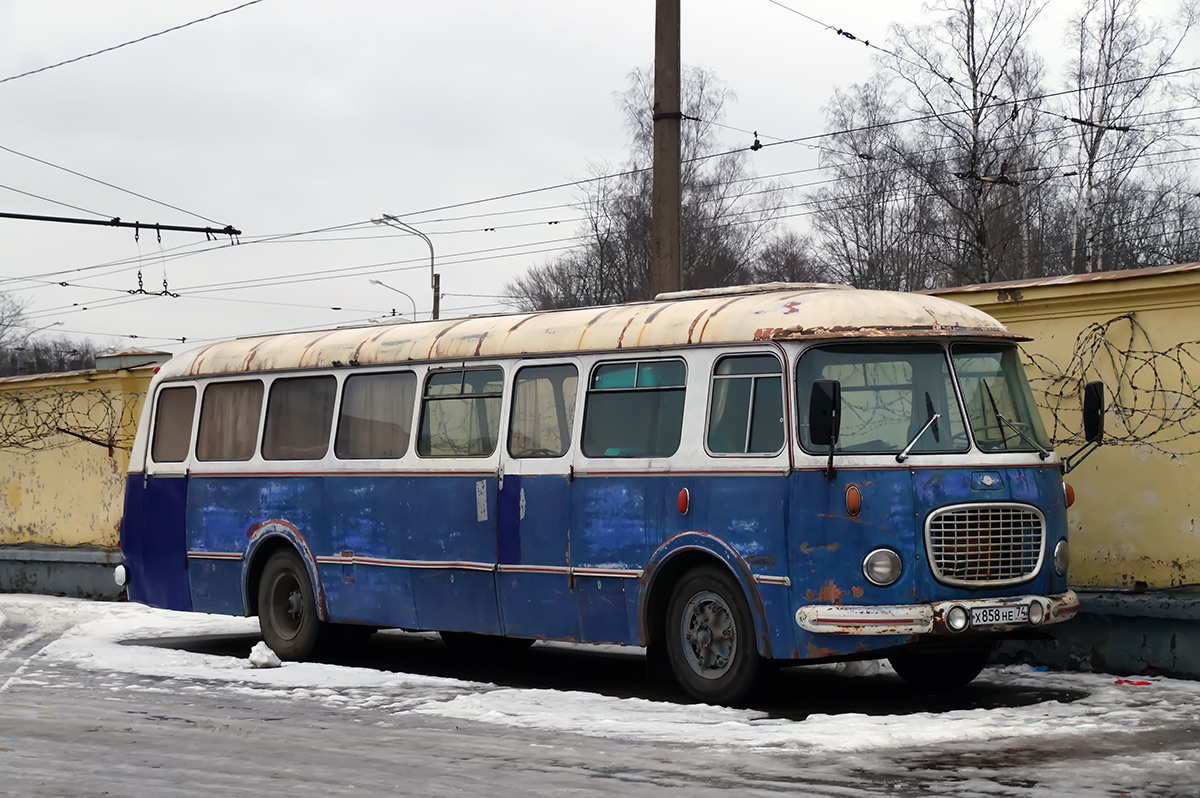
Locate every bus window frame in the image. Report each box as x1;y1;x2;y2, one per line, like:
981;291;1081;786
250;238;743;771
194;377;268;464
506;361;581;461
580;356;689;460
333;368;419;462
703;349;787;459
147;380;201;470
793;341;971;458
416;364;508;460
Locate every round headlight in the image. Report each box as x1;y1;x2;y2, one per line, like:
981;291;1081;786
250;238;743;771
862;548;902;586
946;605;970;632
1028;599;1046;626
1054;539;1070;576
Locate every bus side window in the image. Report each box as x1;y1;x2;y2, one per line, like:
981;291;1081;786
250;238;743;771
509;364;578;458
335;371;417;459
707;355;784;455
196;380;264;462
582;359;686;458
261;375;337;461
417;368;504;457
151;386;197;463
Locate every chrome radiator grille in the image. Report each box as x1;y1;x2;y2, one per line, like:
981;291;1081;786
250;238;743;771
925;503;1045;587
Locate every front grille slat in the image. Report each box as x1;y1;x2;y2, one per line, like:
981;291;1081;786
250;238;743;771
925;503;1045;587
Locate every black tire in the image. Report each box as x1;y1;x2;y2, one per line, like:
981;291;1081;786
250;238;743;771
664;565;763;706
888;643;993;691
257;549;324;661
439;631;535;656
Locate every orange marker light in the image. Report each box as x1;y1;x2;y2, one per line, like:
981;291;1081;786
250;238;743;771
845;484;863;517
1064;483;1076;508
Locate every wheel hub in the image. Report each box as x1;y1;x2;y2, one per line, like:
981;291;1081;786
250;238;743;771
680;590;736;680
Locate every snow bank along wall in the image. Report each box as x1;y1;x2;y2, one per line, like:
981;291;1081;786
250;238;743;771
935;262;1200;678
0;362;156;598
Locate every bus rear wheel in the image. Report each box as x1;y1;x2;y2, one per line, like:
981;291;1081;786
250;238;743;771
665;565;762;706
888;643;993;691
258;549;323;661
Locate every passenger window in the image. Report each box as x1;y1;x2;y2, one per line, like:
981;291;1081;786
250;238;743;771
418;368;504;457
151;386;196;463
335;372;417;459
707;355;784;454
509;364;578;458
262;376;337;461
582;359;686;458
196;380;264;462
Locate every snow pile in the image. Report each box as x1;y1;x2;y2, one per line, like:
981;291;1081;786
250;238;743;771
248;641;281;668
0;608;7;631
5;594;1200;755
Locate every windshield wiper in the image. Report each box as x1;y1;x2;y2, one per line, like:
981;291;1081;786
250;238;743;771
982;380;1050;460
896;413;941;463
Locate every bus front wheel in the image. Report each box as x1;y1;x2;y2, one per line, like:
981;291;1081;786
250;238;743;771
665;565;762;706
258;549;323;660
888;643;993;691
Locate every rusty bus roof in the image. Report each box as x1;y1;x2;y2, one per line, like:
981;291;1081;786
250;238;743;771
159;283;1017;379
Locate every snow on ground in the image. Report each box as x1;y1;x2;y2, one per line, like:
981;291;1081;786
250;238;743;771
3;594;1199;754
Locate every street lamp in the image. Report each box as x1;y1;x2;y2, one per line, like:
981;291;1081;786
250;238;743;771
15;320;64;373
368;279;418;321
372;214;439;320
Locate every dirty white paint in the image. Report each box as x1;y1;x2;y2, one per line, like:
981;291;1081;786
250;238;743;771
475;481;488;523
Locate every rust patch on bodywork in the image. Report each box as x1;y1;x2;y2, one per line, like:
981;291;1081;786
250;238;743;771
799;541;840;554
817;580;845;604
851;586;864;598
806;642;839;658
686;309;707;344
744;554;776;568
616;316;637;348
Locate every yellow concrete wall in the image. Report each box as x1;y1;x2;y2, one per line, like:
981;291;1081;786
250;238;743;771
0;368;152;550
935;264;1200;590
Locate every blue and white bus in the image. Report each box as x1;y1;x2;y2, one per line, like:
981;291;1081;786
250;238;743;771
120;283;1101;705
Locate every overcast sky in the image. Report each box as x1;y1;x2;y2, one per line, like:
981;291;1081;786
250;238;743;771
0;1;1190;354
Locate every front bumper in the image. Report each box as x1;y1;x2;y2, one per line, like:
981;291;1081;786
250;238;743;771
795;590;1079;635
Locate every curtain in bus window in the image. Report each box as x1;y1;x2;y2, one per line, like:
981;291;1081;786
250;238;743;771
509;364;578;458
262;376;337;461
335;371;416;459
418;368;503;457
196;380;264;461
582;360;686;458
151;386;197;463
707;355;783;454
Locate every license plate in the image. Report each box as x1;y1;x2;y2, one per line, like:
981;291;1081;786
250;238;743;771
970;604;1028;627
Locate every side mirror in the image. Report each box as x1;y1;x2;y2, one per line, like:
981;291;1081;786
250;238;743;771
1082;381;1104;444
809;379;841;447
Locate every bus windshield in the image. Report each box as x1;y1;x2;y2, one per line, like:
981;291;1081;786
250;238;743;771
797;344;969;454
951;343;1051;453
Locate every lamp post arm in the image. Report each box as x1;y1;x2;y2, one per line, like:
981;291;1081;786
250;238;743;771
374;214;439;320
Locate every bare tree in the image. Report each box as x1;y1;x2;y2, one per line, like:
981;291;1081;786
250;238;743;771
0;294;28;351
804;78;946;290
1064;0;1198;272
505;67;783;310
747;230;826;283
886;0;1060;284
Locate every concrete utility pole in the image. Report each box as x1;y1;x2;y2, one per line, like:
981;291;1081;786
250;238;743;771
650;0;683;296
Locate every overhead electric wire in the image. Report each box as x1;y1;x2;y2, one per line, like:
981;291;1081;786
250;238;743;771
0;143;229;227
0;0;267;87
0;183;112;218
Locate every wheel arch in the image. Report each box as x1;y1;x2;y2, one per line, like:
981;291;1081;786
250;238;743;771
639;532;773;658
242;521;329;621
